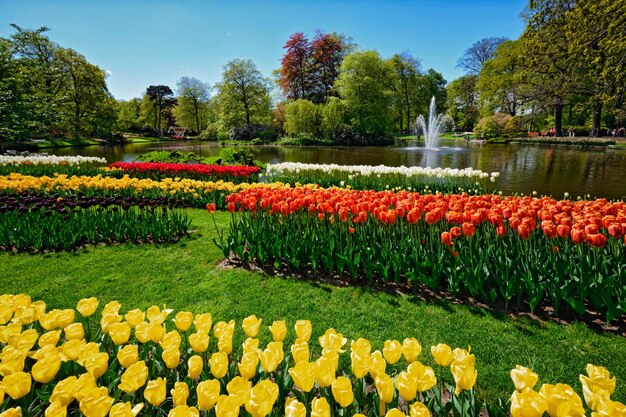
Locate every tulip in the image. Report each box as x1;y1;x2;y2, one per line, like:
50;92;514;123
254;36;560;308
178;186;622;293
55;309;75;328
291;338;310;363
189;331;210;353
383;340;402;364
146;305;172;324
368;350;386;378
109;403;143;417
510;365;539;392
79;386;114;417
194;313;212;333
407;362;437;392
124;309;145;328
119;361;148;393
100;313;122;334
216;395;241;417
160;330;182;351
402;338;422;363
44;401;67;417
351;338;371;356
102;301;121;316
1;372;31;399
171;382;190;407
510;388;548;417
210;351;229;378
243;337;261;354
409;402;430;417
227;376;252;406
539;383;585;417
580;364;616;411
197;379;221;410
168;406;200;417
386;410;406;417
285;398;306;417
295;320;312;341
319;328;347;353
173;311;194;332
162;348;181;369
0;408;22;417
246;380;279;417
289;361;317;392
396;371;418;401
84;352;109;378
311;397;331;417
148;322;165;343
315;355;337;387
11;306;36;325
38;330;62;347
50;376;77;406
332;376;354;408
77;298;99;317
351;350;370;378
376;373;395;404
72;373;97;402
268;320;287;342
133;322;150;343
431;344;453;366
238;351;259;379
218;334;234;354
64;322;84;341
242;315;262;337
108;322;131;345
188;355;203;379
450;361;477;395
117;344;139;368
592;399;626;417
144;377;167;406
32;354;62;383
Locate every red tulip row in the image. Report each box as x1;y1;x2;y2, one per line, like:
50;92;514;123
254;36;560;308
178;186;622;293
109;162;258;182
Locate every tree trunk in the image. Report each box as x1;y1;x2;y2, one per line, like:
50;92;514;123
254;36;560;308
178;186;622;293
157;98;162;136
74;101;81;140
554;103;563;137
194;99;200;133
592;100;602;136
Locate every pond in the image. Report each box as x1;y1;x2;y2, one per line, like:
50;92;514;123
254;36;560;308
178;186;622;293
46;140;626;200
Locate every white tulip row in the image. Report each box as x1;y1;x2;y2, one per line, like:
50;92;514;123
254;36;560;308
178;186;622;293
266;162;500;180
0;154;107;166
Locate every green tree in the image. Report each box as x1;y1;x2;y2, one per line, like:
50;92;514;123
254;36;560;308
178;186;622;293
334;50;396;135
389;52;422;132
146;85;175;136
283;99;320;137
320;97;346;139
116;98;142;132
174;76;211;133
447;75;480;132
215;59;272;129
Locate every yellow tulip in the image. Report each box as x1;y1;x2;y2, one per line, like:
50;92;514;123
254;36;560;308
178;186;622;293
102;301;121;316
218;334;234;355
32;354;62;383
311;397;331;417
12;305;37;325
238;352;259;379
79;386;114;417
197;379;221;410
409;402;430;417
171;382;190;407
100;313;122;335
133;322;150;343
160;330;184;351
510;388;548;417
0;323;22;343
289;361;317;392
1;372;31;399
431;344;453;367
407;362;437;392
226;376;252;406
38;330;62;347
0;407;22;417
55;309;75;328
510;365;539;392
148;322;165;343
63;323;84;341
315;355;336;387
118;361;148;393
294;320;312;341
109;402;143;417
269;320;287;342
383;340;403;364
385;409;406;417
539;383;585;417
108;322;131;345
162;348;181;369
0;304;12;326
259;343;282;373
350;338;371;356
194;313;212;333
84;352;109;378
117;344;139;368
318;328;347;353
375;373;395;404
402;338;422;363
216;395;241;417
242;315;262;337
8;329;37;352
580;364;616;411
351;350;370;378
168;406;200;417
72;373;97;402
50;376;77;406
173;311;194;332
144;377;167;406
592;399;626;417
332;376;354;408
285;398;306;417
44;401;66;417
76;298;99;317
450;360;477;395
188;355;203;379
243;337;260;355
124;309;145;328
146;305;172;324
214;320;235;338
396;371;418;401
210;351;229;378
368;350;386;378
245;380;279;417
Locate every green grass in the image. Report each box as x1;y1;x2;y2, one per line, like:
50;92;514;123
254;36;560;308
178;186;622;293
1;209;624;403
34;139;100;149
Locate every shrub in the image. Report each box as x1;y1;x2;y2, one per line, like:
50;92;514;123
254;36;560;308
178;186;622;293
332;125;394;145
284;99;321;138
474;113;512;139
229;124;276;141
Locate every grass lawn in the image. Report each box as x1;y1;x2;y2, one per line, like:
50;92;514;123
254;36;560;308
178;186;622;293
1;209;624;403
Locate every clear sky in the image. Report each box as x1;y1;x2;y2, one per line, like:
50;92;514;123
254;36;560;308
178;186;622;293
1;0;527;101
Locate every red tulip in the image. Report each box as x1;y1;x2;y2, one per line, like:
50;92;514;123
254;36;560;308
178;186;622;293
441;231;453;246
462;222;476;237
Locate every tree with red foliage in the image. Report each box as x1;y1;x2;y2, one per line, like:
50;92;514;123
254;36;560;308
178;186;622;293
310;32;343;103
279;32;312;101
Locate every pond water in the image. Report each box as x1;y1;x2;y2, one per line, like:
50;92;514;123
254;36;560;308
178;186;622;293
46;140;626;200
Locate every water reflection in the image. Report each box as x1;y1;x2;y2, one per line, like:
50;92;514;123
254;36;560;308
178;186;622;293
46;140;626;200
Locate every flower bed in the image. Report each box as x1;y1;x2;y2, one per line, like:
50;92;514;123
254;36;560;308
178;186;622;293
0;154;107;166
0;205;190;252
109;162;259;183
264;163;500;194
0;174;302;209
0;294;622;417
219;188;626;321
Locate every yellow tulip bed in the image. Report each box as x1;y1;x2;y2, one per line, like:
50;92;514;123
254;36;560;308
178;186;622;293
0;174;306;209
0;294;623;417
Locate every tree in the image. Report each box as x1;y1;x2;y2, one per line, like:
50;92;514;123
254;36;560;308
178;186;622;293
279;32;311;101
416;69;448;117
175;76;211;133
334;50;396;135
447;75;480;131
117;98;142;132
215;59;271;129
283;99;320;137
309;32;344;103
457;37;508;74
389;52;422;132
320;96;346;139
146;85;174;136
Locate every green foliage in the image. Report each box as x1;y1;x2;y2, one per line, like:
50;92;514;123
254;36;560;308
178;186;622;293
137;150;202;163
320;97;346;139
283;99;321;137
447;75;480;132
474;113;513;138
173;76;211;133
217;147;256;166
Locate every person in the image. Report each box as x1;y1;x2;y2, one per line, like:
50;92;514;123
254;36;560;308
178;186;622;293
568;127;573;138
572;127;576;137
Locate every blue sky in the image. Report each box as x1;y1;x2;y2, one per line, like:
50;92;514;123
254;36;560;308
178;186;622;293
1;0;527;100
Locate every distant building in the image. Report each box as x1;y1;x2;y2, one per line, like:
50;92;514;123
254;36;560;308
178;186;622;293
167;126;187;139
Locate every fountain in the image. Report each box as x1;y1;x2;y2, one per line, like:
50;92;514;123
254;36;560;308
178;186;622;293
415;96;451;149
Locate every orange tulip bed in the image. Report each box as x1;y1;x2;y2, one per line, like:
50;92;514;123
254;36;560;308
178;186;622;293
0;294;623;417
217;188;626;322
